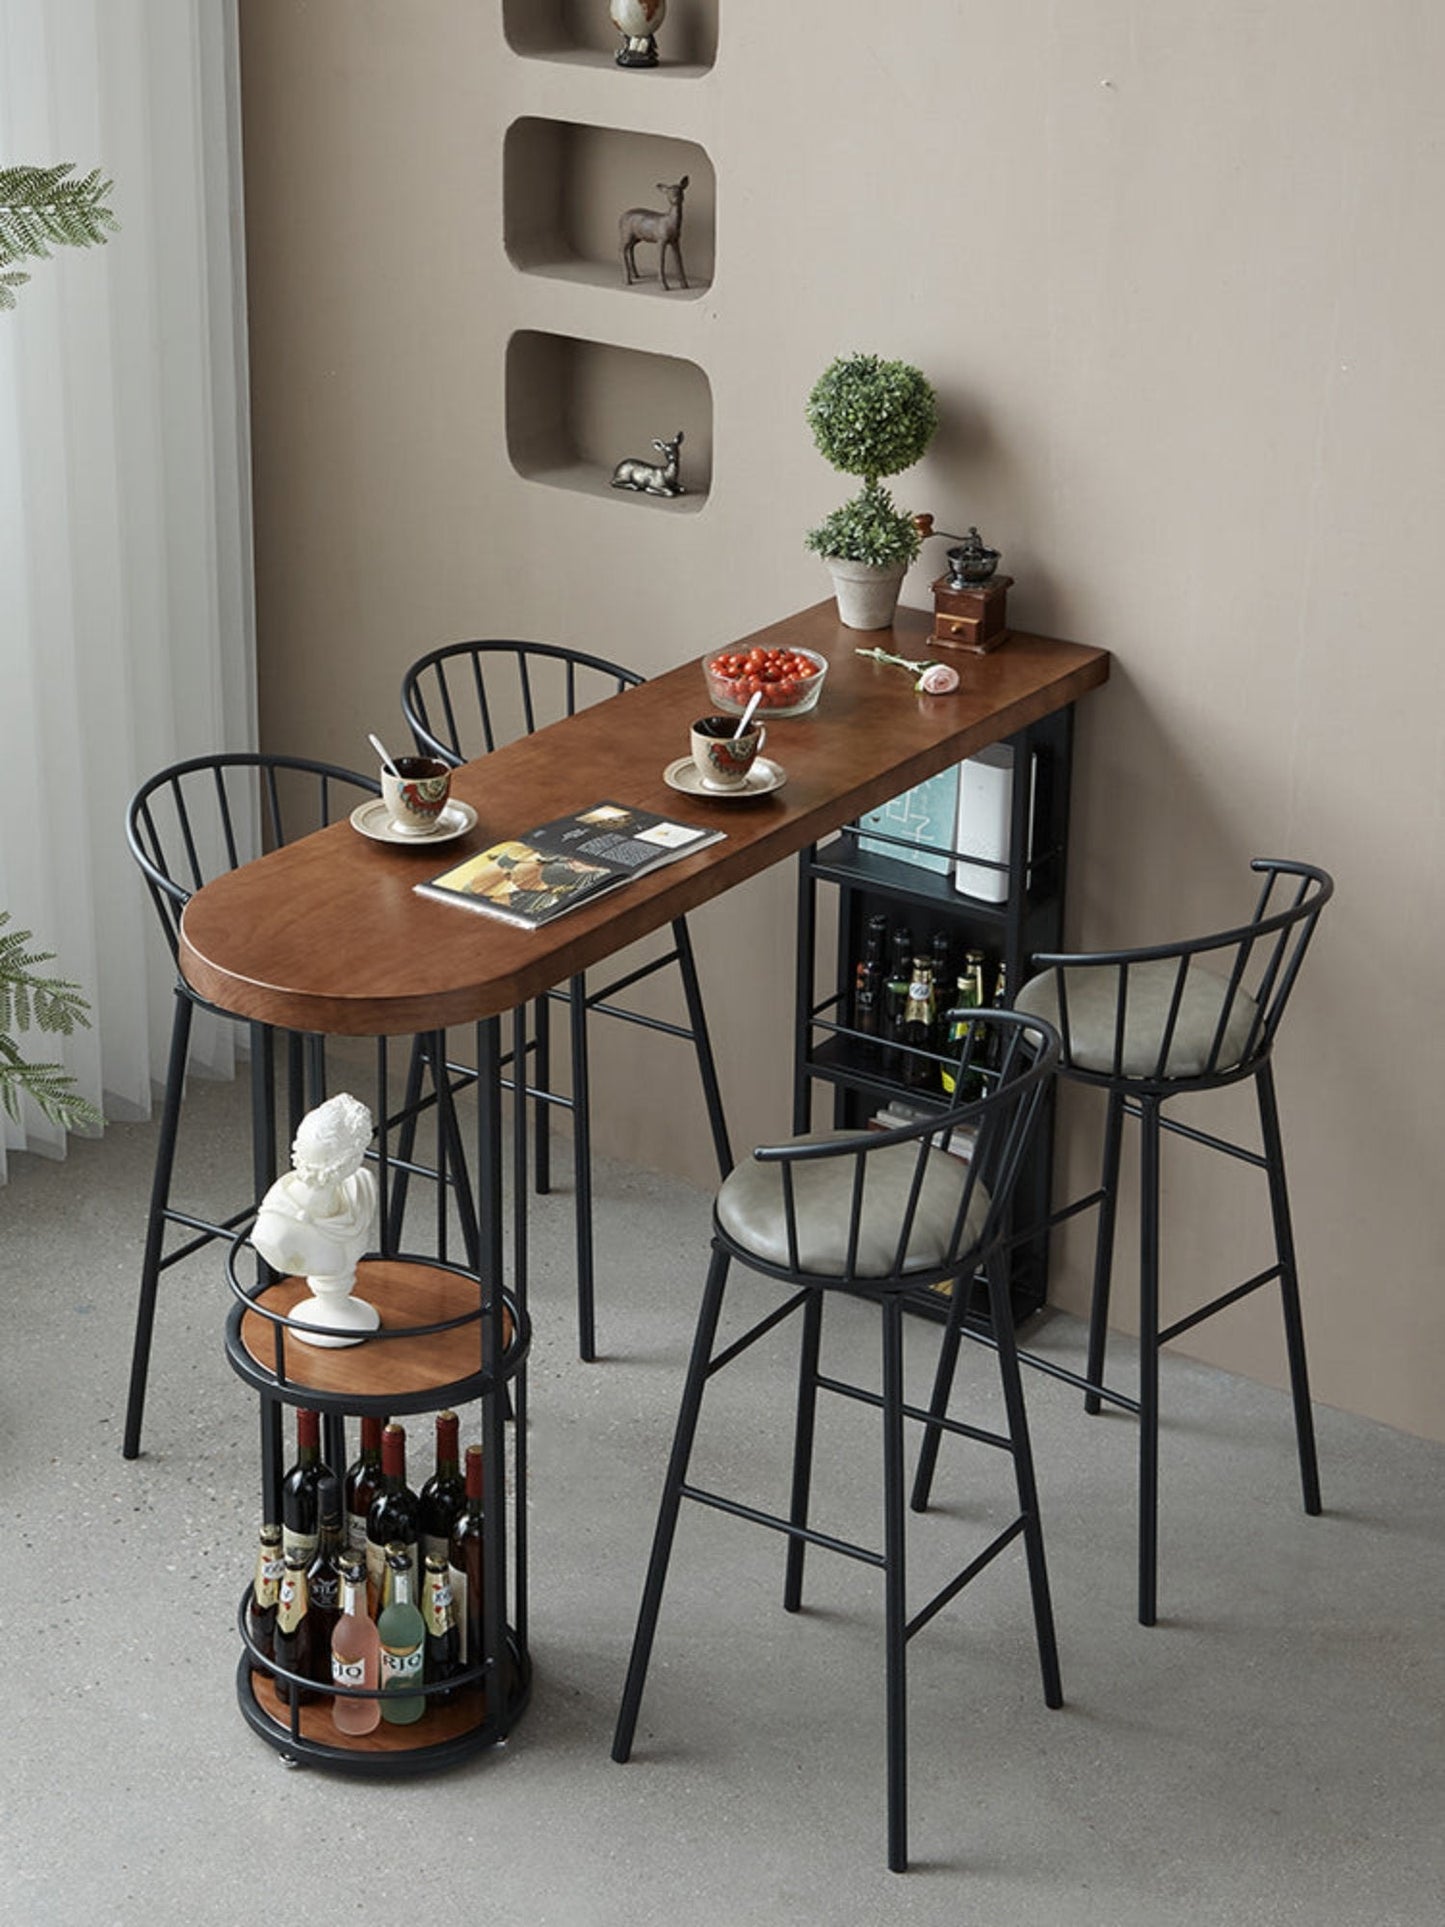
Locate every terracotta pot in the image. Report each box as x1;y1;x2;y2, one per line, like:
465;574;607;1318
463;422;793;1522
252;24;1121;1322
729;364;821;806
823;557;907;631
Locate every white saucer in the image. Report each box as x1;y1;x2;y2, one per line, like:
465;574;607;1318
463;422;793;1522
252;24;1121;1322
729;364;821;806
349;797;478;845
664;756;786;800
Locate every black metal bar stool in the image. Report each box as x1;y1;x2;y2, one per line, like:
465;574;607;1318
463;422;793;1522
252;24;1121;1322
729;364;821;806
612;1010;1063;1874
123;753;477;1459
399;638;732;1361
916;856;1334;1627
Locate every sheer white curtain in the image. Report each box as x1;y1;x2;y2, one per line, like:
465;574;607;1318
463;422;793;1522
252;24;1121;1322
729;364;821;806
0;0;255;1173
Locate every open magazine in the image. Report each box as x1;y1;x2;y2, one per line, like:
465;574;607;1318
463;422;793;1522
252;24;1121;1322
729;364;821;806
415;801;724;929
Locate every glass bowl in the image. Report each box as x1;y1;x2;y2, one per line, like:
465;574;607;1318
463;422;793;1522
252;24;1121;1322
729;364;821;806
702;645;828;718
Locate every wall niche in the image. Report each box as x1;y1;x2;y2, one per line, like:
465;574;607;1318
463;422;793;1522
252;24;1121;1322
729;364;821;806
506;329;711;510
504;119;714;297
503;0;718;74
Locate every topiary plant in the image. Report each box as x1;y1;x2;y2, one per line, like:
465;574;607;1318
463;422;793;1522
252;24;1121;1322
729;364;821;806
804;352;938;567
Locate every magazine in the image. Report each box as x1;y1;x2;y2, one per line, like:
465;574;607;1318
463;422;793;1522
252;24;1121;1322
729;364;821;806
415;801;725;930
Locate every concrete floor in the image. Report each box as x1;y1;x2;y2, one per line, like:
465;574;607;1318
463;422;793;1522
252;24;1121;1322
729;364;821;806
3;1064;1443;1926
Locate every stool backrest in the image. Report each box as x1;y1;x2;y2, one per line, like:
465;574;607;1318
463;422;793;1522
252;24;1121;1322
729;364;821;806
126;753;379;962
401;639;642;766
1033;857;1333;1086
749;1010;1060;1292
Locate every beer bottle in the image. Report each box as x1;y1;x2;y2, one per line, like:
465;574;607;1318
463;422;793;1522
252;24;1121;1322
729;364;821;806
941;951;989;1099
422;1555;463;1707
448;1443;485;1669
366;1422;420;1613
272;1546;321;1706
343;1414;385;1558
247;1522;284;1664
883;926;914;1077
852;913;889;1054
419;1410;467;1572
305;1473;345;1685
902;956;938;1089
330;1553;382;1736
377;1544;426;1724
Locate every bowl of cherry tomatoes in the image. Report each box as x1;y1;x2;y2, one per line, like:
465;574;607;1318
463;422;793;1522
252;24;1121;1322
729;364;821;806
702;643;828;717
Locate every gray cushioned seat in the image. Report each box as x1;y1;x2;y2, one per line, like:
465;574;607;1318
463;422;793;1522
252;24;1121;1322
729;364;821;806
1015;959;1259;1080
716;1130;989;1278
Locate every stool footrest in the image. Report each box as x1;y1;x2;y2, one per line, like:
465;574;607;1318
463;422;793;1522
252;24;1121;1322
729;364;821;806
907;1515;1028;1642
814;1370;1014;1454
679;1482;885;1569
1158;1262;1283;1345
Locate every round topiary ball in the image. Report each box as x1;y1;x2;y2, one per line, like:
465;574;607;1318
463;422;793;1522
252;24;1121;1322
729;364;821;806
805;352;938;486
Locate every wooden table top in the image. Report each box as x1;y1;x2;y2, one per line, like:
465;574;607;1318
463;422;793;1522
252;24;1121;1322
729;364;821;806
179;603;1109;1037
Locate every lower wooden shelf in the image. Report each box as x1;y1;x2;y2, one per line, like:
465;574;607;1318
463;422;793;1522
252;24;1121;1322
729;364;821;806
238;1641;531;1775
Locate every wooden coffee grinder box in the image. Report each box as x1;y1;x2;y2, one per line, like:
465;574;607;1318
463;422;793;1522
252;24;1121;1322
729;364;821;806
930;527;1011;654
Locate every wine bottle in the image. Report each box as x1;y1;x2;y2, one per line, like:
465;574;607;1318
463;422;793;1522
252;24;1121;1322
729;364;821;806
247;1522;284;1664
902;955;938;1089
272;1546;321;1705
448;1443;485;1669
281;1407;333;1565
419;1410;467;1571
366;1422;420;1613
377;1543;426;1724
305;1473;345;1685
882;926;914;1077
343;1414;385;1557
330;1552;382;1736
421;1554;462;1706
852;913;888;1053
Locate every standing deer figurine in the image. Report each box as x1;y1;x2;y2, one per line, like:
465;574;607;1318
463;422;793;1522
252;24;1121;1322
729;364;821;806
611;430;685;497
619;176;689;291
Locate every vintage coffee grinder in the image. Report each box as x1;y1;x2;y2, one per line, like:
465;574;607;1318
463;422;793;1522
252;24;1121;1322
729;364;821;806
914;517;1013;654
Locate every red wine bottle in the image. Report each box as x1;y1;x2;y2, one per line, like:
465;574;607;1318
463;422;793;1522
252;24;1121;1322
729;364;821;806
344;1414;385;1558
281;1408;333;1565
447;1443;485;1669
365;1422;420;1613
419;1410;467;1571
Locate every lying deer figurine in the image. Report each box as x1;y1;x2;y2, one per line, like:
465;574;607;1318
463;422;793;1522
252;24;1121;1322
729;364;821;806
611;430;685;497
620;176;689;291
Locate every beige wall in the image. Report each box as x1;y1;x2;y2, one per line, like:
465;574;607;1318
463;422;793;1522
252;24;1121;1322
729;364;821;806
238;1;1445;1442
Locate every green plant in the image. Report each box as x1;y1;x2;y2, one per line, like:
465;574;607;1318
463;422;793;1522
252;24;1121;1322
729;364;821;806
0;913;102;1131
804;352;938;566
804;482;925;568
0;163;117;312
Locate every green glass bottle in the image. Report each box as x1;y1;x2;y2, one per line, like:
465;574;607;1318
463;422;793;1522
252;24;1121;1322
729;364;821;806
377;1542;426;1724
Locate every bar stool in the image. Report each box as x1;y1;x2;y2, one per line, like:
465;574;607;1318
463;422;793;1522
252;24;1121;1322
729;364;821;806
612;1010;1063;1874
123;753;476;1459
917;856;1334;1626
399;638;732;1361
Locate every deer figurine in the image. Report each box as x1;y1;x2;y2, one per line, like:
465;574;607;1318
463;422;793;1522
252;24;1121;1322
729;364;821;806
611;430;685;497
619;176;689;291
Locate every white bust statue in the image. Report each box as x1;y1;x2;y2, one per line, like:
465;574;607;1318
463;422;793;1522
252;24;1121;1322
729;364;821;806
252;1092;380;1347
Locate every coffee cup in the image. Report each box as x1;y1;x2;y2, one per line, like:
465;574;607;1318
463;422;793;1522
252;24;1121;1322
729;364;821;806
381;754;452;834
691;715;766;791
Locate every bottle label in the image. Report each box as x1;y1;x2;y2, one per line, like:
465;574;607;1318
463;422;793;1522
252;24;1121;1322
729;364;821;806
346;1512;369;1555
276;1572;307;1634
448;1565;469;1664
282;1526;319;1565
380;1644;423;1688
254;1549;284;1606
310;1572;340;1614
332;1652;368;1691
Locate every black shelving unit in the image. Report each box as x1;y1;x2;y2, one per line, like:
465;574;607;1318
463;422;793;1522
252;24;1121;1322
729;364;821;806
225;1242;532;1774
793;706;1076;1327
